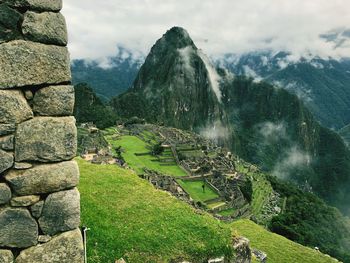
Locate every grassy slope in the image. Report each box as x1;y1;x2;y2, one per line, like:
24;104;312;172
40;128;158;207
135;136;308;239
105;134;187;177
78;158;339;263
232;220;336;263
78;158;232;263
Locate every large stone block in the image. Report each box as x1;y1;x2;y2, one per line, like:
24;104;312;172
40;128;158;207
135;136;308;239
5;160;79;195
0;183;11;205
0;3;23;43
22;11;67;46
33;85;74;116
0;208;38;248
15;229;84;263
0;249;14;263
15;117;77;162
0;40;71;89
0;90;33;124
0;150;13;174
3;0;62;12
39;188;80;236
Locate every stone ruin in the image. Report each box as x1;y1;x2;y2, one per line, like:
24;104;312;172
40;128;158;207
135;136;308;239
0;0;84;262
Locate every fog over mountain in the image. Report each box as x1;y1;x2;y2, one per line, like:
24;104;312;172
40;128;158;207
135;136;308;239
63;0;350;62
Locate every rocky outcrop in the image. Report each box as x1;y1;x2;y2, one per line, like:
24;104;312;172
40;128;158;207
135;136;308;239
0;0;83;261
232;237;252;263
15;229;84;263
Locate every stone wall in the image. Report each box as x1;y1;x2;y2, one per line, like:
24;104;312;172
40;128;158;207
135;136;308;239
0;0;84;262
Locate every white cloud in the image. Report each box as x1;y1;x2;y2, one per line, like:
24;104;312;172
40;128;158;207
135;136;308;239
62;0;350;60
197;50;222;101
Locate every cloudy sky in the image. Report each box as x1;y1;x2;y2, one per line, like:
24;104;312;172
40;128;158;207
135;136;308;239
62;0;350;61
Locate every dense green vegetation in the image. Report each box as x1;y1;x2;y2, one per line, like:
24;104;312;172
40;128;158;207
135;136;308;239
224;52;350;129
74;83;118;129
221;76;350;215
78;158;339;263
339;123;350;147
266;175;350;262
104;133;187;177
71;48;141;100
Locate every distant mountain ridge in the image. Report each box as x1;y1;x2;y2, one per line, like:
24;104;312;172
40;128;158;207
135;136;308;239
71;48;350;130
111;27;350;217
71;46;143;101
217;51;350;129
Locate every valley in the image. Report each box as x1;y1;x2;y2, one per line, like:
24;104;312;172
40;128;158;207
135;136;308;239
77;122;350;262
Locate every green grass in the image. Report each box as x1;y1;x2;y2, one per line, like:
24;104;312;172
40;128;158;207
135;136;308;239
105;135;187;177
207;201;226;210
218;208;236;217
78;158;233;263
251;173;274;216
78;158;339;263
231;220;338;263
177;180;219;203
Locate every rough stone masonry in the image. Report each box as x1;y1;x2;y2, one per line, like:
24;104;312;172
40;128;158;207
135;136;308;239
0;0;84;262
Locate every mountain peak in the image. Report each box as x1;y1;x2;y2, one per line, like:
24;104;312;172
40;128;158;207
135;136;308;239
159;26;196;49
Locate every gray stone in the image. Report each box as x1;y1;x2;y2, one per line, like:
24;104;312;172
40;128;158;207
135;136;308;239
33;85;74;116
30;200;44;218
0;3;23;43
0;40;71;89
0;208;38;248
39;188;80;236
14;162;32;170
231;237;251;263
0;135;14;151
0;90;33;124
0;183;11;205
22;11;67;46
15;117;77;162
0;150;13;173
38;235;51;243
11;195;40;207
0;124;15;136
24;90;33;100
0;249;14;263
3;0;62;12
16;229;84;263
6;160;79;195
